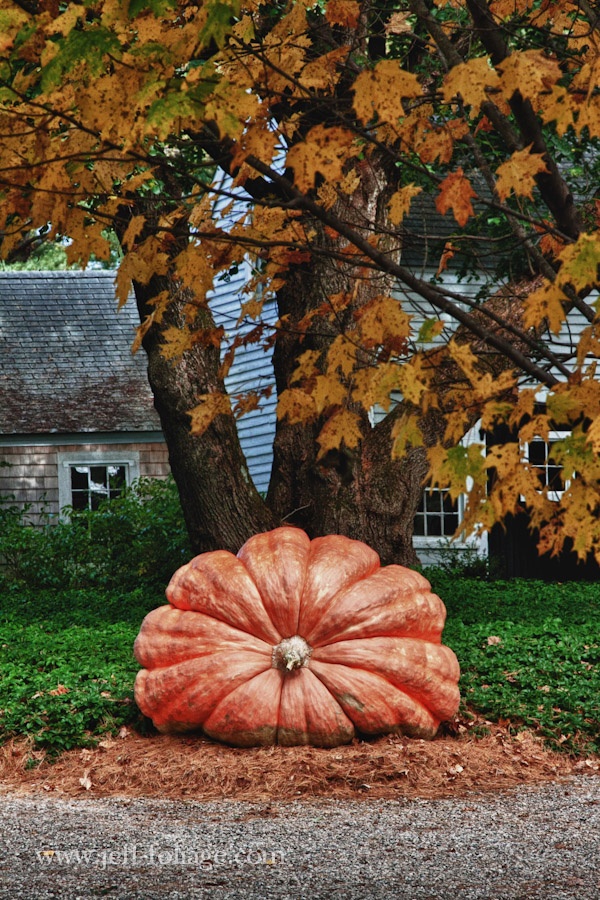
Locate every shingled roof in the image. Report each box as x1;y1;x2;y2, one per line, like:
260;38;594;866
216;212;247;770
0;270;161;434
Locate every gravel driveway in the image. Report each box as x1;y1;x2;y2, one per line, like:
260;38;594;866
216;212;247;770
1;775;599;899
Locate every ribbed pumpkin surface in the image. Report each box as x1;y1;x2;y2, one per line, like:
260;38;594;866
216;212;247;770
133;527;460;747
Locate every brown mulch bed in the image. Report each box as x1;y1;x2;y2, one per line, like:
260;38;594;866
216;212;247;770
1;716;598;803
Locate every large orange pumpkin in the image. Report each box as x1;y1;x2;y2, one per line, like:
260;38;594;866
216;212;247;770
133;527;460;747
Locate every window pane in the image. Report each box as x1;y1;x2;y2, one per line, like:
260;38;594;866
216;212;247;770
90;466;108;488
415;488;460;538
71;491;89;511
527;438;566;496
428;517;442;536
108;465;126;497
68;463;128;511
528;440;547;467
71;466;89;491
444;512;459;534
413;515;425;536
427;491;442;512
90;490;105;511
547;464;564;491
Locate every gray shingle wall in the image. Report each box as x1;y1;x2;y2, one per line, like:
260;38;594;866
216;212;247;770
0;267;278;495
0;270;160;433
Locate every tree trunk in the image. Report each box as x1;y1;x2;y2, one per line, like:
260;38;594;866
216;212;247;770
266;159;430;567
133;272;276;555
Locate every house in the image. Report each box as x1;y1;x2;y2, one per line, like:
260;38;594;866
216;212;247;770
2;259;595;578
0;268;276;523
0;270;171;521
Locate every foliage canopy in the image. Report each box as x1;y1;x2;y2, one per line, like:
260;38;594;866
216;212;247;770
1;0;599;560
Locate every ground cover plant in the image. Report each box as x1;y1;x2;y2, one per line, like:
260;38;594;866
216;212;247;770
435;575;600;756
0;572;597;759
0;488;598;759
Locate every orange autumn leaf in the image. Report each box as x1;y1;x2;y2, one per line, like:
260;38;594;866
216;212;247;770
325;0;360;29
435;168;477;227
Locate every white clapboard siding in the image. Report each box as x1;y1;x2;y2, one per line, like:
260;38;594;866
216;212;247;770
208;263;277;495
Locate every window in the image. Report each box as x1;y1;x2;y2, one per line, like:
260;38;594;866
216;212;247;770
414;488;460;538
57;451;140;514
69;464;127;510
524;433;569;501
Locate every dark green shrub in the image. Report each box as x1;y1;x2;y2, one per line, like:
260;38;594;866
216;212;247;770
0;476;190;591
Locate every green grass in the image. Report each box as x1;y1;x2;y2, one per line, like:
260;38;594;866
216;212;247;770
0;587;164;756
429;574;600;755
0;578;598;757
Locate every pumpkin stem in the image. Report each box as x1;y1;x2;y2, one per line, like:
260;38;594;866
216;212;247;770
272;635;312;671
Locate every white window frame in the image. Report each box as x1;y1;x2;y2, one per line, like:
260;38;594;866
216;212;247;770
522;430;570;502
413;487;464;542
57;450;140;515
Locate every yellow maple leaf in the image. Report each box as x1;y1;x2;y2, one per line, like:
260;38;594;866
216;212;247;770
522;281;566;334
0;7;30;53
555;233;600;292
442;57;501;115
132;313;155;356
160;326;197;361
489;0;531;18
46;6;88;36
174;244;217;297
292;349;321;383
538;85;576;136
394;363;428;405
312;373;348;414
497;50;561;108
388;184;422;226
316;407;363;459
351;362;404;411
448;339;480;378
301;47;349;93
230;117;278;173
121;215;146;251
586;414;600;454
495;145;549;201
327;335;358;378
353;60;422;126
435;168;477;227
577;325;600;368
338;168;361;197
205;83;260;141
508;387;542;429
355;295;412;352
391;410;424;459
287;124;355;193
188;393;232;436
574;94;600;139
277;388;317;424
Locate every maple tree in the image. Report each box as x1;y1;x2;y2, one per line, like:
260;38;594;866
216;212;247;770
0;0;599;567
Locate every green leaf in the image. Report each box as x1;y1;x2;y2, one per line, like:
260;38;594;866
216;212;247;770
198;0;241;49
41;28;122;91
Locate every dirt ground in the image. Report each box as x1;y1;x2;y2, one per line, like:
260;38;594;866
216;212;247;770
1;714;598;803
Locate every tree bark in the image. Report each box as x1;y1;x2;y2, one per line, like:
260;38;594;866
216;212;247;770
266;158;430;567
132;271;276;555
